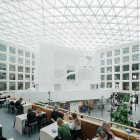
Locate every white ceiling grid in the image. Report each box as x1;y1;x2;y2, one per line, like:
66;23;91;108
0;0;139;50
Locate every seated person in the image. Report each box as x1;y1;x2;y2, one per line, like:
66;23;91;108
27;108;37;123
6;95;11;104
96;120;115;140
35;108;42;116
15;97;23;114
51;106;63;123
68;113;81;139
57;118;71;140
92;131;107;140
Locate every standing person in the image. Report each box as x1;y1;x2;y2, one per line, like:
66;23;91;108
96;120;115;140
57;118;71;140
68;113;81;139
88;107;91;115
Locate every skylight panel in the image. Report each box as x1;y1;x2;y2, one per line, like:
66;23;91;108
0;0;139;50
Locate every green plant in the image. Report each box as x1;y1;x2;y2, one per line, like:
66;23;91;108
112;105;131;126
122;95;130;102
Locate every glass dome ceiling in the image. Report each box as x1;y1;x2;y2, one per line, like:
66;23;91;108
0;0;139;50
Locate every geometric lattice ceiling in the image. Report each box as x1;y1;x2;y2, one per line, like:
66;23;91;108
0;0;139;50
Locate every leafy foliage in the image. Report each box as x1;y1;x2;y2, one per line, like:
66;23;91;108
112;105;131;126
122;95;130;102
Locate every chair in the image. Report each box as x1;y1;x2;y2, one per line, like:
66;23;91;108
9;101;15;114
37;113;47;129
25;119;38;137
71;129;83;140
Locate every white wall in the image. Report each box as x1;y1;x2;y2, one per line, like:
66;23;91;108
35;42;100;92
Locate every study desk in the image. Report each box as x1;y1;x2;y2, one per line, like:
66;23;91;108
40;122;58;140
15;111;46;135
23;103;32;113
15;113;27;135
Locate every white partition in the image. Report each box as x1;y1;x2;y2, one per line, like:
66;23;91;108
7;89;120;102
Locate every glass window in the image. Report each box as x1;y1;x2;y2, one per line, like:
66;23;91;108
25;51;30;58
114;49;120;56
25;59;30;65
114;57;120;64
115;66;120;72
101;60;105;66
0;72;6;80
123;56;129;63
123;82;129;90
100;53;105;59
9;73;15;80
0;63;6;71
123;65;129;71
25;67;30;73
123;47;129;54
18;66;23;72
32;68;35;73
9;55;16;63
25;75;30;80
123;73;129;80
9;64;15;71
0;53;7;61
0;82;6;91
132;54;139;61
107;67;112;73
132;45;139;52
115;82;119;88
107;82;112;88
32;61;35;66
101;75;105;80
9;47;16;54
18;49;23;56
32;75;34;81
132;82;139;91
100;82;105;88
9;82;16;90
114;74;120;80
18;82;23;90
0;44;7;52
132;73;139;80
132;64;139;71
107;75;112;80
107;59;112;65
18;58;23;64
107;51;112;57
25;82;30;89
32;53;35;59
18;74;23;80
101;68;105;73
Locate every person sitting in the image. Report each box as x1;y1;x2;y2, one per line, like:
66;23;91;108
35;108;42;116
51;106;62;123
27;108;37;123
92;131;107;140
15;97;23;114
68;113;81;139
96;120;115;140
57;118;71;140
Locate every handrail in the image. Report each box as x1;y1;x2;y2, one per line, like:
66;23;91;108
33;103;140;133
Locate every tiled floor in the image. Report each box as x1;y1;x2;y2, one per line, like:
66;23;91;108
0;108;39;140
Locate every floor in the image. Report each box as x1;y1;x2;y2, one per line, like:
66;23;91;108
0;101;140;139
0;107;39;140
